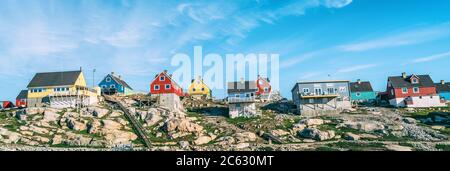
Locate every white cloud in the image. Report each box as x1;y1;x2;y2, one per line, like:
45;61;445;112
339;23;450;52
411;51;450;63
337;64;378;73
322;0;353;8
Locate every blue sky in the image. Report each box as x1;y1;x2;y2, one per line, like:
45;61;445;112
1;0;450;101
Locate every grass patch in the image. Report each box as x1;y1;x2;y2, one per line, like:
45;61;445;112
435;144;450;151
327;141;386;151
226;116;259;125
314;146;340;151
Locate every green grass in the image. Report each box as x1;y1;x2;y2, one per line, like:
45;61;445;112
314;146;340;151
256;147;274;151
226;116;259;125
327;141;386;151
435;144;450;151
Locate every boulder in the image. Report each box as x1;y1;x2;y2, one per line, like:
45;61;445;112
164;119;203;134
43;109;60;122
52;135;63;145
116;118;128;126
102;120;123;130
431;125;445;130
25;107;45;115
340;121;385;132
29;125;50;135
298;128;335;141
388;125;404;131
109;110;123;117
179;141;190;148
66;118;87;131
270;129;290;137
301;119;324;126
343;132;360;141
194;136;212;145
33;136;50;143
235;132;257;143
292;124;306;133
385;144;412;151
403;118;416;124
145;108;162;126
87;120;101;134
216;136;236;146
235;143;250;149
90;107;109;118
103;130;138;145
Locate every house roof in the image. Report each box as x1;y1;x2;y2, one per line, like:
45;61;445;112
151;71;182;89
16;90;28;99
435;82;450;92
27;71;82;88
350;81;374;92
292;80;350;92
110;74;133;90
388;74;435;88
227;81;257;94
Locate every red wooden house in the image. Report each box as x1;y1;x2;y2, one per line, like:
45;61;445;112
16;90;28;108
386;72;444;108
150;70;184;97
1;101;14;109
256;76;271;96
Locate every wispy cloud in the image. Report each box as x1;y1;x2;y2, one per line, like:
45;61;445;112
337;64;378;73
411;51;450;64
338;23;450;52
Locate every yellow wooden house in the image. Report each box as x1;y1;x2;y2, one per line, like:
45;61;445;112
188;76;211;99
27;70;100;108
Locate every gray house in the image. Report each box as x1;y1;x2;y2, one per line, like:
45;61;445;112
291;80;352;116
227;80;260;118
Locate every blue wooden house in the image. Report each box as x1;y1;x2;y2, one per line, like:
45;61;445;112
435;80;450;102
98;72;134;95
349;79;377;103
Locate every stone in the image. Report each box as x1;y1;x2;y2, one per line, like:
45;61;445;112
103;130;138;145
145;109;162;126
179;141;190;148
388;125;404;131
385;144;412;151
43;109;60;122
431;125;445;130
156;132;163;138
25;107;45;115
16;113;27;121
88;107;109;118
29;125;49;135
235;132;257;143
298;128;335;141
343;132;360;141
6;132;21;144
292;124;306;133
52;135;63;145
137;111;148;121
403;118;416;124
20;131;33;136
235;143;250;149
33;136;50;143
66;118;87;131
19;126;29;131
109;110;123;117
87;120;101;134
216;136;236;146
117;118;128;126
359;134;379;139
340;121;385;132
301;119;324;126
102;120;123;130
164;118;203;134
193;136;212;145
271;129;290;137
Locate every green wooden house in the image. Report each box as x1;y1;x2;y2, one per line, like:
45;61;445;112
350;79;377;103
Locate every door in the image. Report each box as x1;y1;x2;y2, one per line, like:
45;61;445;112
314;88;322;95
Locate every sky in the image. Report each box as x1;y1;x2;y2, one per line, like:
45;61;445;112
1;0;450;101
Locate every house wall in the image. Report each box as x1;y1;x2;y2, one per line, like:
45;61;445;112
150;73;183;96
16;99;27;108
98;75;125;94
152;93;184;113
391;87;437;98
350;91;377;101
389;95;445;107
439;92;450;101
256;78;271;96
229;102;258;118
188;81;211;98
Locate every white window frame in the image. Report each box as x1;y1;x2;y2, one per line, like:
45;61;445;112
154;85;160;90
165;84;171;89
102;85;107;89
402;87;408;94
264;87;269;93
110;85;116;89
356;92;361;97
314;88;322;95
160;76;165;81
412;78;418;84
106;77;111;82
413;87;419;93
303;88;310;93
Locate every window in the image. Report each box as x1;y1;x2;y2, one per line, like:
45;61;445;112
246;93;250;97
412;79;418;84
413;87;419;93
264;87;269;92
314;88;322;95
309;99;314;103
339;87;346;93
419;96;422;99
106;77;111;82
402;87;408;94
251;93;254;97
356;92;361;97
201;87;205;91
110;85;115;89
192;88;196;92
165;84;171;89
391;89;394;95
236;103;241;108
235;94;240;98
102;85;107;89
327;88;335;94
154;85;160;90
303;88;310;93
160;76;165;81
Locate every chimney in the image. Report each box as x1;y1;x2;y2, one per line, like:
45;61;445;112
402;72;407;79
163;70;168;74
111;72;115;76
119;75;122;79
441;80;445;84
80;67;82;71
357;79;361;84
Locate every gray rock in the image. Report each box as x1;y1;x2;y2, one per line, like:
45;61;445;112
298;128;335;141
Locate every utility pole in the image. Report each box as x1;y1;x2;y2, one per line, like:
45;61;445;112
93;69;96;88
